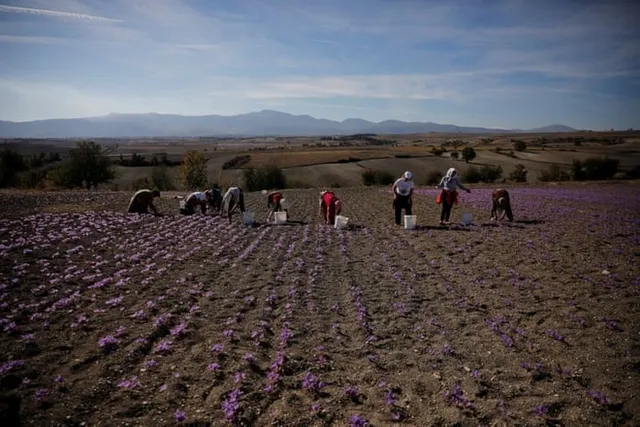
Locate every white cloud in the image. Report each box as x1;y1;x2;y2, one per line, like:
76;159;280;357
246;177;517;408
0;34;69;44
0;4;122;23
205;73;483;101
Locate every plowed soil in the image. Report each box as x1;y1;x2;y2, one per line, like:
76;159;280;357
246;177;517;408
0;184;638;426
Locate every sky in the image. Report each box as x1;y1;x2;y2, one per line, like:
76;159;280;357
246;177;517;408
0;0;639;129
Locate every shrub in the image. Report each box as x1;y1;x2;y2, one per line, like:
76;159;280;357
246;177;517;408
461;147;477;163
179;151;208;190
462;166;482;183
0;147;27;188
539;165;571;182
244;166;287;191
431;147;444;157
513;140;527;152
509;164;528;182
572;157;619;181
151;165;176;190
362;170;394;186
480;165;503;183
450;151;460;160
425;170;442;185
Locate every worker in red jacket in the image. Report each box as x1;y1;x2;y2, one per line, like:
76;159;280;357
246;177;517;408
266;190;287;222
319;190;342;225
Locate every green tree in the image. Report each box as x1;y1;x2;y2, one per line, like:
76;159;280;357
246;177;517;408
461;147;477;163
179;151;208;190
48;141;115;189
480;165;503;183
513;140;527;152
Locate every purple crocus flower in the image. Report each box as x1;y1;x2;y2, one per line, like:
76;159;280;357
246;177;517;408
533;405;549;417
344;385;359;398
34;388;49;401
348;414;369;426
175;409;186;422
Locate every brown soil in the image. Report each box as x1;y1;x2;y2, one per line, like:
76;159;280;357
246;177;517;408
0;184;638;426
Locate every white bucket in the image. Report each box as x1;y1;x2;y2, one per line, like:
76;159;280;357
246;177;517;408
404;215;417;230
179;200;186;209
461;212;473;225
242;212;254;225
274;211;287;224
334;215;349;229
261;190;267;194
280;198;288;209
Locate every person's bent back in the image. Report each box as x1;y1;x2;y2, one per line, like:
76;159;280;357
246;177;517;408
128;189;160;215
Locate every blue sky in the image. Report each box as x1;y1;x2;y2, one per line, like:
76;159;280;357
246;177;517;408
0;0;638;129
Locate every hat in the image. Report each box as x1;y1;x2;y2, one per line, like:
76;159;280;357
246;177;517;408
403;171;413;180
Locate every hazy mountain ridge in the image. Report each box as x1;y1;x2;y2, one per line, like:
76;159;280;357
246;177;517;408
0;110;577;138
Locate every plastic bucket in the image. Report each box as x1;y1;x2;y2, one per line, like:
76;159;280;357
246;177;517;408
461;212;473;225
274;211;287;224
179;200;186;209
242;212;254;225
280;198;288;209
261;190;267;194
404;215;417;230
334;215;349;229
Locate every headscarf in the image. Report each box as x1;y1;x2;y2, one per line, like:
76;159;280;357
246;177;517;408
403;171;413;180
446;168;456;179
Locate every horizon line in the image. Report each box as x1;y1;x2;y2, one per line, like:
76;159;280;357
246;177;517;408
0;109;586;130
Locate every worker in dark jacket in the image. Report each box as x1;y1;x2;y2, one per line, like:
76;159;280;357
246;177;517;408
490;188;514;222
127;189;161;215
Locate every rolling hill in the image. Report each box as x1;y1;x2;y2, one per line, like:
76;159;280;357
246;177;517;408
0;110;577;138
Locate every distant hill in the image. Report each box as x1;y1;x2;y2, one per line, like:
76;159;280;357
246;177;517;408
0;110;577;138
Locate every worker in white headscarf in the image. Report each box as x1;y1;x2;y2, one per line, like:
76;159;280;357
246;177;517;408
435;168;471;225
221;186;245;220
392;171;414;225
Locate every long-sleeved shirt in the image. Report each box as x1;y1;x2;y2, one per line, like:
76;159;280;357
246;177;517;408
186;191;208;214
436;176;468;192
222;187;242;213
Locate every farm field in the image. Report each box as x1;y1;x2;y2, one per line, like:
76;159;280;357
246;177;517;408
0;183;639;426
4;131;640;189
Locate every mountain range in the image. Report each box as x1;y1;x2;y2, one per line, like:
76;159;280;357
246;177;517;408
0;110;577;138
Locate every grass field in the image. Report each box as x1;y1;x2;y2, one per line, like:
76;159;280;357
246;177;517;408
0;182;638;426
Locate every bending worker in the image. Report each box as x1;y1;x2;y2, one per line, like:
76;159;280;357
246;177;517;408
490;188;514;222
266;190;287;222
127;189;161;215
319;190;342;225
221;186;245;220
179;189;222;215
